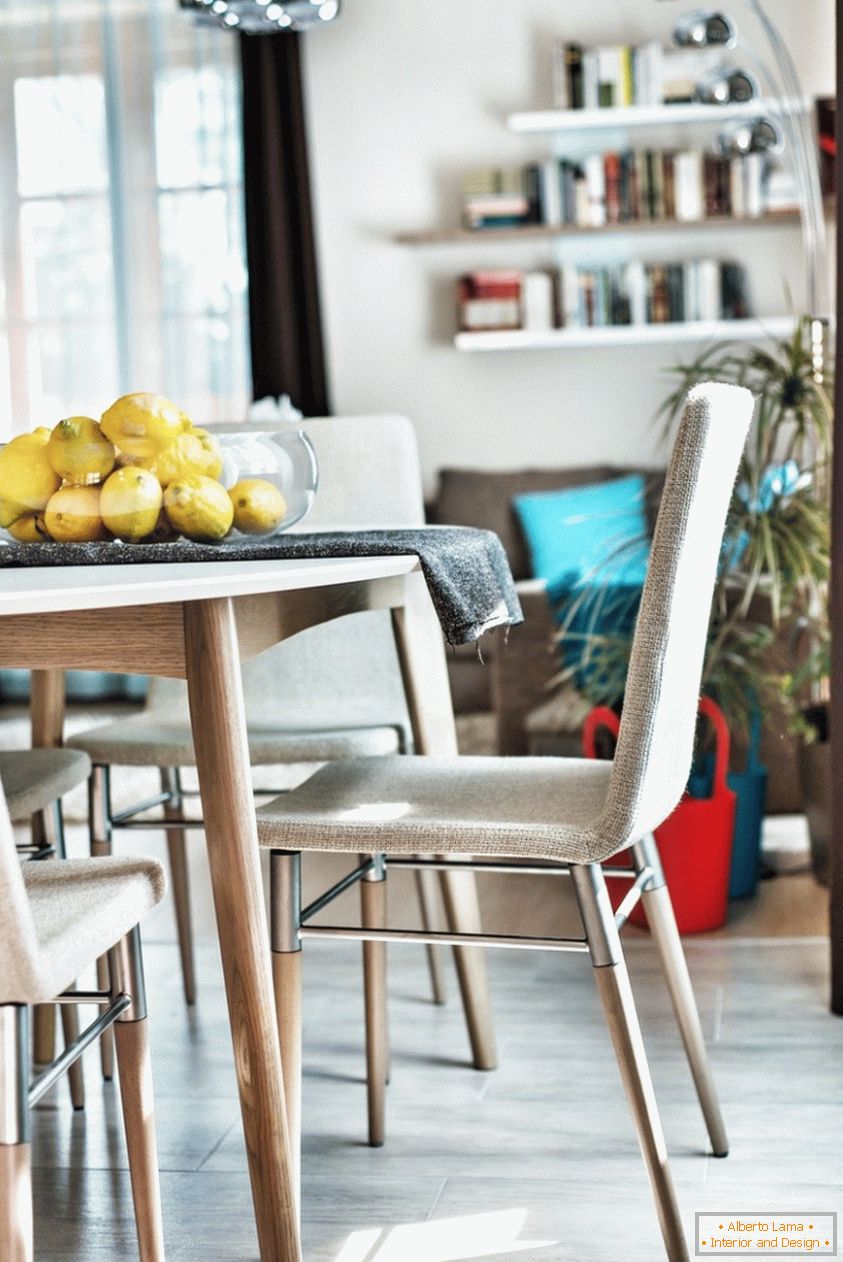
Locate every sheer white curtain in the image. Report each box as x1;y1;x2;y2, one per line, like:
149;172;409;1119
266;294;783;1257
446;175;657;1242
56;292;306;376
0;0;250;441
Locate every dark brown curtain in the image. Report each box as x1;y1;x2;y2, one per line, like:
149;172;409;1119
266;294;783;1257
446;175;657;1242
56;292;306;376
239;32;330;415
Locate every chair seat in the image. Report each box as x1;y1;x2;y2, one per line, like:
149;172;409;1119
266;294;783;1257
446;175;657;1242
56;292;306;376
68;716;402;768
0;748;92;820
256;755;618;865
1;856;167;1005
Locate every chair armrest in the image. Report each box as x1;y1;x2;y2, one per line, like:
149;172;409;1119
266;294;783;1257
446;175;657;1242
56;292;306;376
489;579;557;755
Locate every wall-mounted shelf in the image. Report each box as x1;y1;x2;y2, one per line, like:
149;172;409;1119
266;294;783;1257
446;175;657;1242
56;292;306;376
507;98;808;135
395;207;809;246
454;316;796;352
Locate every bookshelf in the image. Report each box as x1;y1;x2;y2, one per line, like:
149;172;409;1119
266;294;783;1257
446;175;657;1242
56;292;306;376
395;206;808;246
506;97;809;135
454;316;796;352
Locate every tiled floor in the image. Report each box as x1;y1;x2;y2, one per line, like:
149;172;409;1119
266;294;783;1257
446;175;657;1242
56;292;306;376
5;703;839;1259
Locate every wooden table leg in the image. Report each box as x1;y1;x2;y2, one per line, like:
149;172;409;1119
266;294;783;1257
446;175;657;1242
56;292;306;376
184;598;301;1262
391;572;498;1070
30;670;66;1065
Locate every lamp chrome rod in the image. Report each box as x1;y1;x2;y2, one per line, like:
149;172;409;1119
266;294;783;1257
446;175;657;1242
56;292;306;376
28;995;131;1107
300;925;590;953
614;867;655;930
299;860;375;923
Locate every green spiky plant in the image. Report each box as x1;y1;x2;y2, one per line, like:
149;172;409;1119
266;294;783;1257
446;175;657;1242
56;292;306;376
552;317;832;734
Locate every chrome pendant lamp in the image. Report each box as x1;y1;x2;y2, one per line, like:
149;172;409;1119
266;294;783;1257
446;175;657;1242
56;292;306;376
179;0;340;33
657;1;829;343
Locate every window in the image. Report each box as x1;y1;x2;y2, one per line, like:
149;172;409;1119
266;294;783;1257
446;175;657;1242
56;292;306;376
0;0;250;440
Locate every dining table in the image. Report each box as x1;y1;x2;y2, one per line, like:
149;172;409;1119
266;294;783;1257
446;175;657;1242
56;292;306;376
0;550;502;1261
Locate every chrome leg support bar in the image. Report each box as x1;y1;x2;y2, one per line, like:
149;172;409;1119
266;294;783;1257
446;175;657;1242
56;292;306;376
631;836;729;1158
0;1008;29;1147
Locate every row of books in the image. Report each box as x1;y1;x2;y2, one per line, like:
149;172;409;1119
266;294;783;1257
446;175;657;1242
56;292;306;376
553;41;728;110
457;261;750;333
462;152;790;230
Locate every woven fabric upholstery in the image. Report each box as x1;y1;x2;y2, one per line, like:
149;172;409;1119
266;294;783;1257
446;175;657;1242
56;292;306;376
69;415;419;764
256;383;754;864
0;748;91;819
0;785;165;1003
70;716;401;768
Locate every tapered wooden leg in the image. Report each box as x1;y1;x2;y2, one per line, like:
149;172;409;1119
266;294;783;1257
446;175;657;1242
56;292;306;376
90;767;114;1082
108;927;165;1262
361;858;388;1146
0;1007;32;1262
390;572;497;1072
60;999;85;1111
185;598;301;1262
31;814;56;1068
415;868;447;1005
161;769;197;1006
572;864;689;1262
632;838;728;1157
270;850;303;1218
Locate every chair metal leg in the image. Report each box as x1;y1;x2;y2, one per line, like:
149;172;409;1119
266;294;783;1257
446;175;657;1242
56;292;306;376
571;864;689;1262
0;1006;33;1262
414;867;448;1005
631;836;729;1158
108;928;165;1262
270;850;303;1218
360;855;388;1146
160;768;197;1006
90;766;114;1081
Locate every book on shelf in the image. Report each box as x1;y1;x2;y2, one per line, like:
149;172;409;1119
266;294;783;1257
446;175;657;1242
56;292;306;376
457;259;750;334
551;38;738;110
460;149;789;232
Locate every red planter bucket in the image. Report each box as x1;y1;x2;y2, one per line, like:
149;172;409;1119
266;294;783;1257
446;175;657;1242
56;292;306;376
583;696;736;934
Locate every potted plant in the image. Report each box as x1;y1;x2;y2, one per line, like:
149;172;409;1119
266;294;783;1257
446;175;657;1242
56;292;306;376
554;316;832;894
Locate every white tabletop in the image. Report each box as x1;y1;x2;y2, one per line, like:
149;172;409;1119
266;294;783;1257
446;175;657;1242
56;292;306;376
0;554;419;618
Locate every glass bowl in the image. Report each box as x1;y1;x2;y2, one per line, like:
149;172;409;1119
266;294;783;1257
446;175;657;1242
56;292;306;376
212;423;319;537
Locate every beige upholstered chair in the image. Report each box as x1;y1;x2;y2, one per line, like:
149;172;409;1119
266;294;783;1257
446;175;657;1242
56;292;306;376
256;384;754;1262
68;416;467;1125
0;777;166;1262
1;746;92;1107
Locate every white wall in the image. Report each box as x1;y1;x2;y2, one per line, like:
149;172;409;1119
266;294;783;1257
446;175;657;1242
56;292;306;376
303;0;834;491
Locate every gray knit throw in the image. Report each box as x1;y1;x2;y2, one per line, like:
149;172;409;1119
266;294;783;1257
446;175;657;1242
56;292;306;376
0;526;523;646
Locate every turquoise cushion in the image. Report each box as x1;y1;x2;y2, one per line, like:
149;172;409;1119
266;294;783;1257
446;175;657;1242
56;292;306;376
513;474;650;587
514;475;650;692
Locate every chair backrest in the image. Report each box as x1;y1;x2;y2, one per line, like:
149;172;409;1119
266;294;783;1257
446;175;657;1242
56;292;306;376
148;415;421;736
598;382;753;849
0;781;43;1002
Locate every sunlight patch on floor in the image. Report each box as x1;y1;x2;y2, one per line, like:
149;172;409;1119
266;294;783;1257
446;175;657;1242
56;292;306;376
334;1208;555;1261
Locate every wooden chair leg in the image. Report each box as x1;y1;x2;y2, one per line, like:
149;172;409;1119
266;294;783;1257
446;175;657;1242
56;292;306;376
31;807;56;1068
270;850;303;1219
361;857;388;1147
109;929;165;1262
631;836;728;1157
438;865;497;1070
60;996;85;1111
160;769;197;1006
571;864;689;1262
0;1006;32;1262
89;767;114;1081
414;867;447;1005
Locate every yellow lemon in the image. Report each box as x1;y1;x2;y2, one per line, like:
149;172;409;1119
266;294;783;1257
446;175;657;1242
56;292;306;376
47;416;115;485
100;393;190;460
100;467;162;542
0;497;25;529
0;430;61;512
229;479;287;536
164;475;233;543
44;486;107;543
6;513;51;543
149;428;223;487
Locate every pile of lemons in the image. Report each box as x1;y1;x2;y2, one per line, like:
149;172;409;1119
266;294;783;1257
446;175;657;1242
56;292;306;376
0;393;287;545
